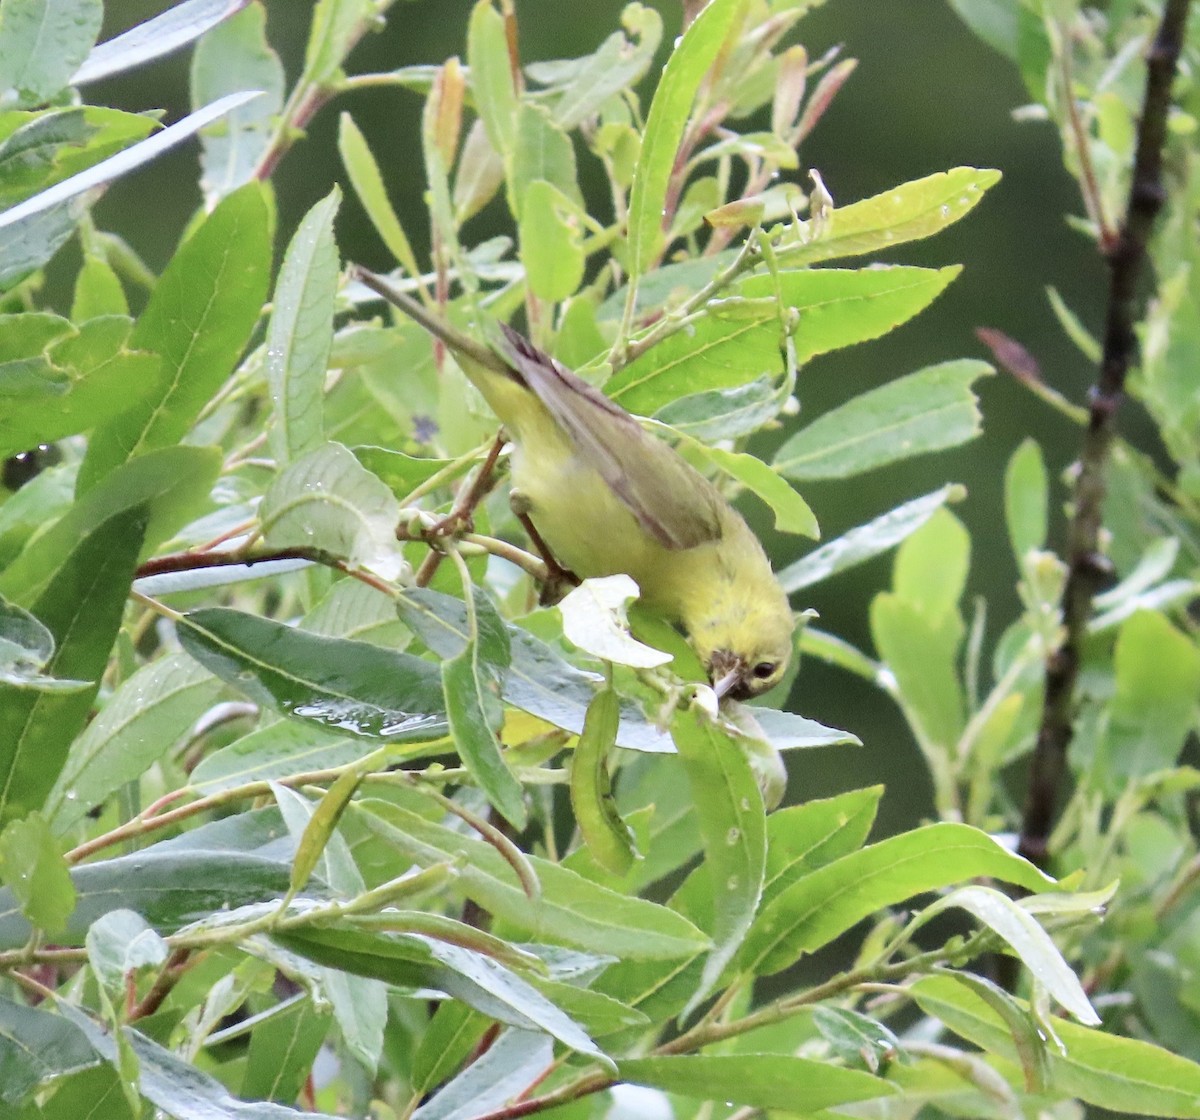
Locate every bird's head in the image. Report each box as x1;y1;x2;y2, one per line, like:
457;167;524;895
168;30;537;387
692;603;796;701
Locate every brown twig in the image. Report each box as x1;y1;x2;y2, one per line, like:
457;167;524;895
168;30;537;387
1019;0;1192;866
135;545;397;598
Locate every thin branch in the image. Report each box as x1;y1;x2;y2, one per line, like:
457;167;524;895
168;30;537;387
135;545;398;598
1019;0;1192;866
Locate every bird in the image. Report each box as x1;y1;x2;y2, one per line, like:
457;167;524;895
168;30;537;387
353;267;796;701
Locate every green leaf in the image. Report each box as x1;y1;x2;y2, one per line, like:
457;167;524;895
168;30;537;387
277;926;609;1064
412;1002;488;1096
742;822;1055;975
304;0;371;88
0;846;299;949
352;445;472;499
945;1;1018;61
79;181;271;490
242;997;331;1105
912;973;1200;1117
775;167;1002;266
259;441;403;580
0;106;156;209
812;1006;901;1074
415;1028;552;1120
45;652;222;832
775;360;991;481
443;587;525;829
0;0;102;109
624;0;744;278
519;179;584;301
893;507;970;621
1093;611;1200;790
0;92;264;289
397;587;675;752
190;721;366;794
608;266;961;415
338;112;422;282
570;688;637;877
1004;436;1048;559
352;799;710;959
0;811;74;934
0;315;161;458
762;786;883;910
559;575;673;669
654;374;790;442
286;771;363;895
0;996;98;1105
543;5;661;129
176;607;449;743
871;593;965;751
915;885;1098;1023
509;102;581;214
778;485;961;594
0;596;88;692
687;440;818;537
618;1054;896;1112
74;0;254;85
0;445;222;607
671;702;766;1015
71;253;127;319
466;0;518;158
58;1001;344;1120
190;0;284;203
0;506;146;823
452;117;504;223
85;909;168;992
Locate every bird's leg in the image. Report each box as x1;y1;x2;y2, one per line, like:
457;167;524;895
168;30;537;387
430;431;507;537
509;491;579;605
408;433;507;588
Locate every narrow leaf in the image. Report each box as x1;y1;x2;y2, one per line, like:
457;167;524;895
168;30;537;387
177;607;448;743
442;588;525;829
625;0;745;278
608;266;961;415
0;91;264;232
619;1054;896;1112
776;166;1002;266
918;885;1098;1023
0;0;102;109
0;507;146;823
1004;437;1048;559
259;441;403;580
742;822;1055;975
339;112;422;281
570;688;637;876
0;812;74;934
74;0;252;85
79;181;271;489
353;799;710;959
912;974;1200;1118
774;360;991;481
45;652;222;832
672;702;766;1015
191;0;284;202
778;485;961;594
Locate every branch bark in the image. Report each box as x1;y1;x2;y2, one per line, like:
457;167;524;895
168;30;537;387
1019;0;1193;866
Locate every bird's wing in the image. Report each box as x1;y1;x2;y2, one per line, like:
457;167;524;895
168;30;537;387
496;324;723;551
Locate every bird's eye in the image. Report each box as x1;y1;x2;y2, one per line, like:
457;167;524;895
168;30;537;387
752;661;778;680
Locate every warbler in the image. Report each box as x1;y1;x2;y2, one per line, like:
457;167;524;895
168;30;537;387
355;268;795;701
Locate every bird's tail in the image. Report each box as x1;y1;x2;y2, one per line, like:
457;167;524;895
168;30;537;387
351;266;511;376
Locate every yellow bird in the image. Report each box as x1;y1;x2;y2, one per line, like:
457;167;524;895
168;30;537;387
355;268;795;701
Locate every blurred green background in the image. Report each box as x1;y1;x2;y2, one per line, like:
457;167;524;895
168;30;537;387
84;0;1106;835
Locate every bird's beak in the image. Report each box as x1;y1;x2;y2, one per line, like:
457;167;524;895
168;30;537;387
712;667;740;699
708;649;744;700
